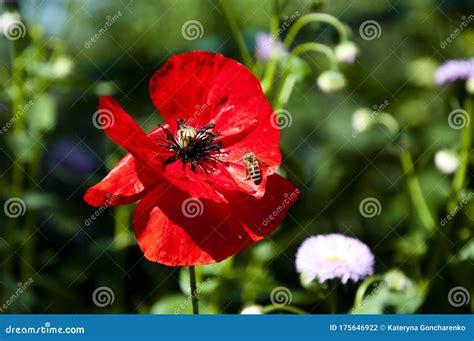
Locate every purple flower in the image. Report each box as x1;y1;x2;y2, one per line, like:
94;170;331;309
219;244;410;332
47;139;98;176
296;234;375;285
435;58;474;84
255;33;288;61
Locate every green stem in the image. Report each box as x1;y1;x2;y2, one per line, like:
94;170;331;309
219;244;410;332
291;42;338;69
113;205;131;250
4;39;26;279
328;283;337;314
262;305;307;314
352;275;384;312
273;73;297;110
189;266;199;314
399;150;436;232
219;0;252;67
260;0;281;94
283;13;349;49
448;97;472;212
20;146;41;283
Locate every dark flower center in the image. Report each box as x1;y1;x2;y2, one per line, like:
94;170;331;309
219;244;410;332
159;118;223;173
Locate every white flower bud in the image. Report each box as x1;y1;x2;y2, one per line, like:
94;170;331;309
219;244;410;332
335;41;358;64
434;150;459;174
317;70;346;93
466;76;474;95
352;108;372;134
240;305;263;315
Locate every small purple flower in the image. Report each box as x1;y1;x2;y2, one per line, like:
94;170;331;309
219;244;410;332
255;33;288;61
47;139;98;176
435;58;474;84
296;234;375;285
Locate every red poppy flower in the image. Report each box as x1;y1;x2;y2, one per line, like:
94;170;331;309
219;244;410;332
84;51;300;266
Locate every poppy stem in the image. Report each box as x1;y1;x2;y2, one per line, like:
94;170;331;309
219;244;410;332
189;266;199;314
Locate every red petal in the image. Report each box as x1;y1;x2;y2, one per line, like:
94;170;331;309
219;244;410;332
84;154;158;207
132;174;299;266
228;174;300;239
97;96;162;170
149;51;267;139
132;183;255;266
223;109;281;198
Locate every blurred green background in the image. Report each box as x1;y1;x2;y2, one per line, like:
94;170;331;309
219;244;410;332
0;0;472;314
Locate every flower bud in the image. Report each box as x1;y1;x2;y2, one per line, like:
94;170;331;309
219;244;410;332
384;270;411;292
466;76;474;95
335;41;358;64
240;305;263;314
352;108;372;134
317;70;346;93
434;149;459;174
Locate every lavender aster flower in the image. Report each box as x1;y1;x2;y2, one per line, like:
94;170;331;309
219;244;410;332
296;234;375;285
255;33;288;61
435;58;474;84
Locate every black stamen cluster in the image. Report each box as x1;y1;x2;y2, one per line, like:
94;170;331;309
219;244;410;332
159;118;223;173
